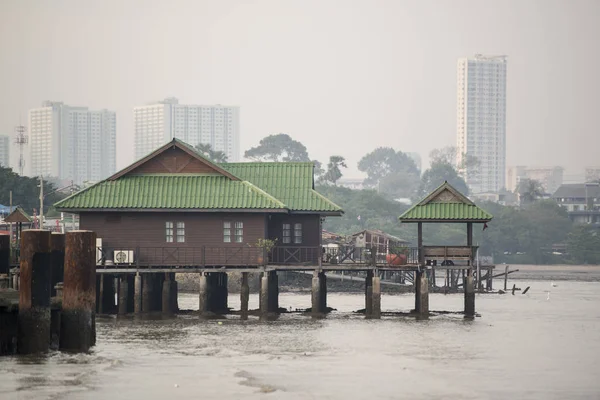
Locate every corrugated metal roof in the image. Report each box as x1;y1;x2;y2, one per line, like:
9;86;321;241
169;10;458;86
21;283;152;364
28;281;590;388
220;162;343;213
399;203;493;221
55;175;287;210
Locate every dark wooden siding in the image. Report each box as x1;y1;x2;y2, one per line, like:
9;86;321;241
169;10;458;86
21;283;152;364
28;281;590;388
131;147;221;175
80;212;266;266
267;214;321;264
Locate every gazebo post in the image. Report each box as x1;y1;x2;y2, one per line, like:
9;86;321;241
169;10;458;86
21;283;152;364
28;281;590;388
417;222;423;265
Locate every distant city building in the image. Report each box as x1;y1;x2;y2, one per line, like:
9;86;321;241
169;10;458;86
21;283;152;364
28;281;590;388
506;166;564;194
456;54;507;194
28;101;116;185
553;183;600;225
134;97;240;162
406;152;422;172
0;135;8;168
584;167;600;183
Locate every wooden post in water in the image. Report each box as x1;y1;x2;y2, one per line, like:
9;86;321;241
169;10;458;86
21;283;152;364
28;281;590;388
464;269;475;317
240;272;249;320
504;265;509;291
49;233;65;297
18;229;52;354
60;230;97;352
318;271;326;314
142;274;154;313
259;272;269;318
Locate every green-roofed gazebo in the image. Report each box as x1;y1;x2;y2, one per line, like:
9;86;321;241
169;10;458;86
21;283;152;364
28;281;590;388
399;181;493;317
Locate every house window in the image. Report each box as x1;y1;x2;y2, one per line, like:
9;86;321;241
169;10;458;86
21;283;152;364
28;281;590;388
283;223;292;244
176;222;185;243
294;223;303;244
234;221;244;243
166;222;174;242
167;221;185;242
282;223;302;244
224;221;243;243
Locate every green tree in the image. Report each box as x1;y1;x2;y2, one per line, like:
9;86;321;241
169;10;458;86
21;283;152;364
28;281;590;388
567;225;600;264
357;147;420;198
0;167;66;215
322;156;347;185
195;143;228;163
419;162;469;197
313;160;325;182
517;178;545;205
244;134;310;162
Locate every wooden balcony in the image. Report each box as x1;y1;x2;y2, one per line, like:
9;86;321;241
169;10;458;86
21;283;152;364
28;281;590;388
421;245;478;261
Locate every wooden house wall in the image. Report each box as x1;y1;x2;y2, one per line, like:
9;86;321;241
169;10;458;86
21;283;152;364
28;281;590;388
80;212;266;266
267;214;321;264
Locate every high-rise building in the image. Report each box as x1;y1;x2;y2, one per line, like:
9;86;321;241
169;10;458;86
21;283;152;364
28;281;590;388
506;166;564;194
585;167;600;183
0;135;9;168
457;54;507;194
134;98;240;162
28;101;116;185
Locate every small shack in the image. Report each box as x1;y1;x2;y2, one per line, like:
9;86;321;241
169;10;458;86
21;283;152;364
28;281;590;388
3;207;32;248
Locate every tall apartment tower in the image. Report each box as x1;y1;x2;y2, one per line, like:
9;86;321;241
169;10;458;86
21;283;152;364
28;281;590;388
0;135;9;168
134;98;240;161
28;101;116;185
456;54;507;194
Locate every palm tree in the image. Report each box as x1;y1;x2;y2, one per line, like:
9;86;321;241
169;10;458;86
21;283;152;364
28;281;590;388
517;179;544;205
195;143;228;163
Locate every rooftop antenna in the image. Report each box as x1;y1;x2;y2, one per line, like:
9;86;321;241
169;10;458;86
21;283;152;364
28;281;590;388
14;124;28;176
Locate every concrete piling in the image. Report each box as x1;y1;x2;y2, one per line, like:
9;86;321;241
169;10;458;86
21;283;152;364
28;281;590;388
311;271;321;315
18;229;52;354
134;273;142;314
118;275;129;315
199;273;210;316
415;270;429;317
371;275;381;319
260;272;269;315
240;272;249;320
60;230;97;352
142;274;154;313
259;271;278;318
464;269;475;317
162;273;177;314
49;233;65;297
318;272;326;313
98;275;116;314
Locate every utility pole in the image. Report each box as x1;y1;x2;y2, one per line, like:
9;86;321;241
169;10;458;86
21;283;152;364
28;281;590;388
9;191;12;245
39;176;44;230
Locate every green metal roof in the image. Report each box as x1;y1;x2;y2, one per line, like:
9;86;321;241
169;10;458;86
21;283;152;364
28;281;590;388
399;181;492;222
220;162;343;213
54;175;287;211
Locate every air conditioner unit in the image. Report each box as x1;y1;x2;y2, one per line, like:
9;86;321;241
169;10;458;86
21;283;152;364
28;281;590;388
113;250;134;265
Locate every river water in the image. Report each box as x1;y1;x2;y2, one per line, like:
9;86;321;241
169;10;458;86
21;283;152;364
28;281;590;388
1;279;600;399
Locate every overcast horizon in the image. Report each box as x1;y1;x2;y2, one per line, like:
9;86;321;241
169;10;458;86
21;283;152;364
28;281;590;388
1;0;598;180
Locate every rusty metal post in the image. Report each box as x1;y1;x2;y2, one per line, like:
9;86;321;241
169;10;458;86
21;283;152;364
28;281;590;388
60;230;97;352
18;229;52;354
0;234;10;275
50;233;65;297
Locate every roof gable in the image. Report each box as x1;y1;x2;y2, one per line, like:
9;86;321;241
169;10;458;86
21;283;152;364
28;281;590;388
399;181;492;222
220;162;343;214
4;207;32;223
109;139;239;181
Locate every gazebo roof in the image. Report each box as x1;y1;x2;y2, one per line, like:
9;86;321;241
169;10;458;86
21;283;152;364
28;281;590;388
3;207;32;223
399;181;493;223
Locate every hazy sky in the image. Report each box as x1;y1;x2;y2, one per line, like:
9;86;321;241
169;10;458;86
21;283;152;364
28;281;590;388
1;0;598;179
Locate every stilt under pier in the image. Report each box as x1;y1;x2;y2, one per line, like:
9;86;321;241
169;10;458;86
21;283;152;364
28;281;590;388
240;272;249;320
260;271;278;318
365;270;373;316
371;275;381;319
311;271;327;316
118;275;129;315
134;273;142;314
